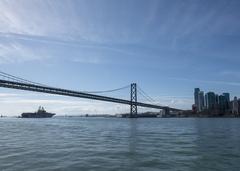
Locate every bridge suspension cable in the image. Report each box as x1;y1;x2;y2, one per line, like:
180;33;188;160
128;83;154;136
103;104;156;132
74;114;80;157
0;71;183;112
0;71;167;108
137;85;164;106
82;84;131;94
0;70;130;95
137;86;156;102
0;70;47;87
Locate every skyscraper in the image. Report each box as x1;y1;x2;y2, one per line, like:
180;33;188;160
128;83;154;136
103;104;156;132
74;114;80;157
198;91;204;112
206;92;215;110
223;93;230;110
215;94;219;104
219;95;226;113
232;96;238;115
205;94;208;109
223;93;230;102
194;88;200;111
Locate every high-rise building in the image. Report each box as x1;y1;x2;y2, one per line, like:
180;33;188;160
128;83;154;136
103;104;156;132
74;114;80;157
223;93;230;110
198;91;204;112
223;93;230;102
194;88;200;111
238;99;240;115
206;92;215;110
215;94;219;104
204;94;208;109
219;95;227;113
232;96;238;115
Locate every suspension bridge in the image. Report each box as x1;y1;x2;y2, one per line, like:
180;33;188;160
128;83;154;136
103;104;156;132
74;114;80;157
0;71;182;117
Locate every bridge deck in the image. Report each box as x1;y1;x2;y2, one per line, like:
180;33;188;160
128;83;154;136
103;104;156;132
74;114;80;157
0;79;182;112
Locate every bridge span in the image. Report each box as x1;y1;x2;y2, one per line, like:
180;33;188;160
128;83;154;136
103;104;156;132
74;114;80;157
0;73;182;117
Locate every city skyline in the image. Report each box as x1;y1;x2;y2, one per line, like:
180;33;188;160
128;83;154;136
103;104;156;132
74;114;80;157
1;0;240;115
193;87;240;115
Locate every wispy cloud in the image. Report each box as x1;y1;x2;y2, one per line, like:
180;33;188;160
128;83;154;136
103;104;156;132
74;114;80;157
0;31;139;64
72;57;102;64
0;41;51;63
153;96;192;109
170;77;240;87
0;0;239;64
219;70;240;79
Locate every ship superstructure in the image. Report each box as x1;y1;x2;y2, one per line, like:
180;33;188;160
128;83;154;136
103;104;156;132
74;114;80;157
21;106;55;118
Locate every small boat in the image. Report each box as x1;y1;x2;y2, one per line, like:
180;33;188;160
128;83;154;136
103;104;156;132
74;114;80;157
21;106;55;118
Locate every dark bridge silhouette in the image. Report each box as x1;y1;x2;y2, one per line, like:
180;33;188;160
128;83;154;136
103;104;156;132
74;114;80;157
0;71;182;117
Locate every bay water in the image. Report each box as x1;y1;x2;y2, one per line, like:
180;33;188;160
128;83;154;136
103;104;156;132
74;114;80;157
0;117;240;171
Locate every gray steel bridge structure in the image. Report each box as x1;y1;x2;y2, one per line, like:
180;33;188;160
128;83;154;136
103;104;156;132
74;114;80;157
0;74;182;117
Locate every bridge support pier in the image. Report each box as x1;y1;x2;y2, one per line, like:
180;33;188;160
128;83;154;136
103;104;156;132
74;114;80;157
130;83;137;118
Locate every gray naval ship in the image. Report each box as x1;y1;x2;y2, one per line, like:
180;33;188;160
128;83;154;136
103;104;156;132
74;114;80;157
21;106;55;118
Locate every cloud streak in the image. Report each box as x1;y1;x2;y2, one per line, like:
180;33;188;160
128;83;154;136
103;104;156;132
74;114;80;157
170;77;240;87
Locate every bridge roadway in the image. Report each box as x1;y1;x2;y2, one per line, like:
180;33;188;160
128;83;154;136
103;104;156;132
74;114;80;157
0;79;182;112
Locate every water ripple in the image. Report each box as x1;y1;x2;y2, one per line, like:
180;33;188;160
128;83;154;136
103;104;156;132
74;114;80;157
0;118;240;171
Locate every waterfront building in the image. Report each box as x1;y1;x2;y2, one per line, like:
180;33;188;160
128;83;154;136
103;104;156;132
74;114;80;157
219;95;227;113
192;104;197;114
198;91;205;112
194;88;200;111
215;94;219;104
204;94;208;109
232;96;238;115
223;93;230;102
206;92;215;110
223;93;230;110
238;99;240;115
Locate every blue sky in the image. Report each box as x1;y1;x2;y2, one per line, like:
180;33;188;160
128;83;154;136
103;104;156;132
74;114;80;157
0;0;240;115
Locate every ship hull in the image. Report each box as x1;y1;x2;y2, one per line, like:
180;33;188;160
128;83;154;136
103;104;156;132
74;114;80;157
21;113;55;118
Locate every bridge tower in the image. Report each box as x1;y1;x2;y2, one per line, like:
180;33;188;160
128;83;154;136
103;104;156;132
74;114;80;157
130;83;137;117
